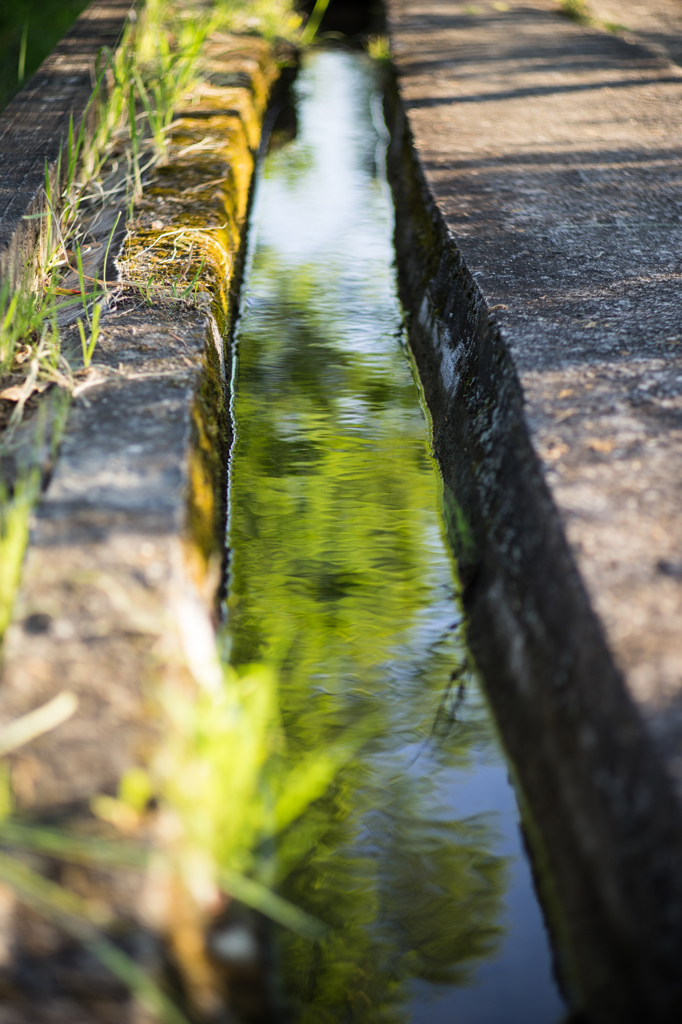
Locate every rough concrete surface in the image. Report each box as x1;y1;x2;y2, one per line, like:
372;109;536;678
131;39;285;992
588;0;682;67
385;1;682;1019
0;29;281;1021
388;0;682;800
0;27;278;807
1;306;211;807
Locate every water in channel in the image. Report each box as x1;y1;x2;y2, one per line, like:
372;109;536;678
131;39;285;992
226;49;566;1024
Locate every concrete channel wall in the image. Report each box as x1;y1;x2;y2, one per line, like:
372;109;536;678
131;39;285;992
384;1;682;1020
3;0;682;1020
0;4;285;1015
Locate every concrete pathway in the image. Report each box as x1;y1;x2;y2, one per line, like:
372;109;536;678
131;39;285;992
387;0;682;785
385;2;682;1017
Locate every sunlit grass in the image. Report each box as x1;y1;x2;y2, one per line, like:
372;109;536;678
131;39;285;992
0;472;39;638
0;657;372;1015
0;0;303;414
557;0;591;24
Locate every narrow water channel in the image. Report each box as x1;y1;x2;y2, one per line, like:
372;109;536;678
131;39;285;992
227;49;567;1024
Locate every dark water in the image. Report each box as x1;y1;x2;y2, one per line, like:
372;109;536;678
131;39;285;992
227;49;566;1024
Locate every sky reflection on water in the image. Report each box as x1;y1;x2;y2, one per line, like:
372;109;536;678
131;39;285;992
227;48;565;1024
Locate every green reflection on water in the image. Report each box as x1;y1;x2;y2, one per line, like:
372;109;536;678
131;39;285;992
227;50;507;1022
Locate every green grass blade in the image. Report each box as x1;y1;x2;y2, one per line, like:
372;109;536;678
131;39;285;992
17;21;28;85
0;474;39;637
301;0;332;45
218;867;327;941
102;211;121;293
75;246;88;319
0;850;109;926
77;317;88;365
87;303;102;365
0;820;147;869
87;938;190;1024
0;853;189;1024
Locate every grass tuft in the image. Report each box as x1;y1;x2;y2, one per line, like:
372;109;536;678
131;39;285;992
557;0;591;24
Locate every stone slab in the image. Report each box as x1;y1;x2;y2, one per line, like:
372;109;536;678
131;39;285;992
385;1;682;1019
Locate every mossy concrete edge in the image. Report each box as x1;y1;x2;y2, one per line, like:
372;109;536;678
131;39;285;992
0;33;285;1018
